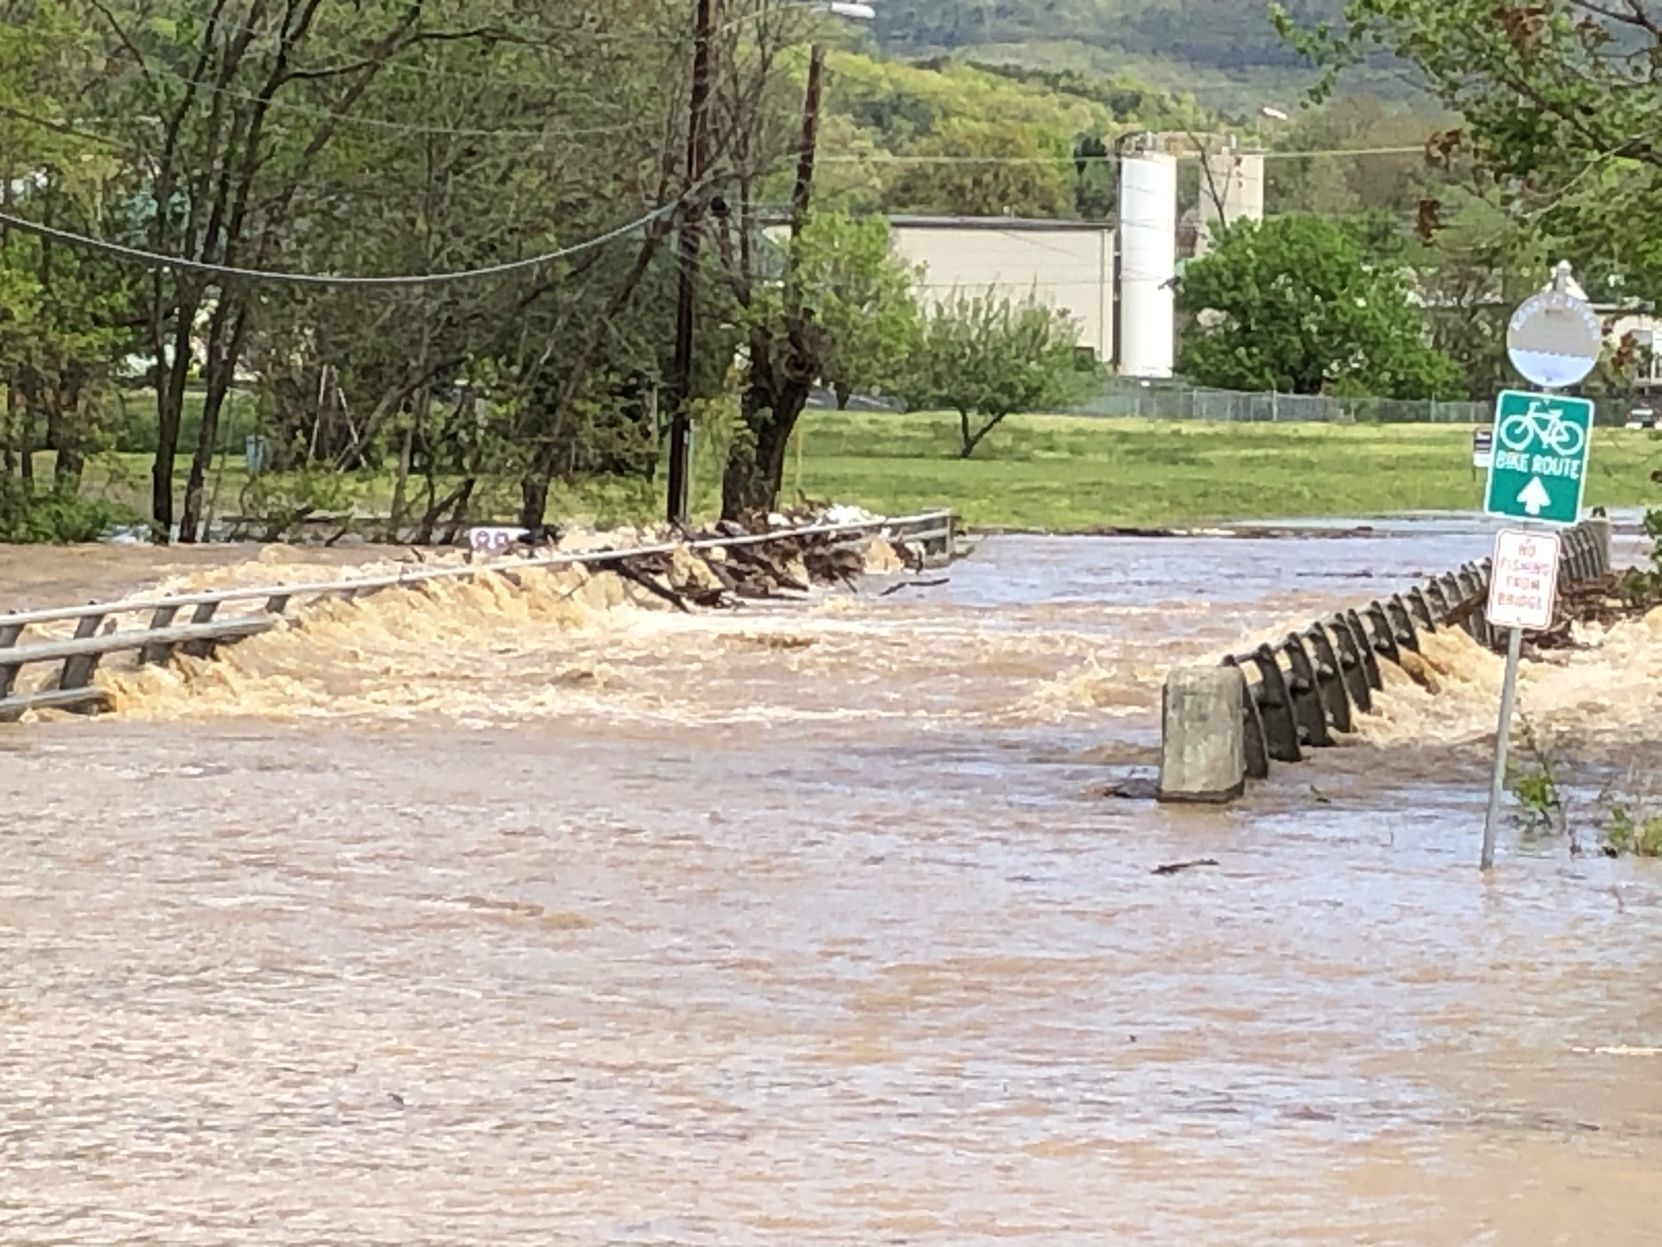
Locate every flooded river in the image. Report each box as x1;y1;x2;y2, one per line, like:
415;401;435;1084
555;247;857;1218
3;519;1661;1244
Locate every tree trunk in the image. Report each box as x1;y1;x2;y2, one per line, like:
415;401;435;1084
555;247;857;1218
2;384;18;486
722;380;811;519
387;405;418;544
152;302;198;539
53;442;85;494
958;411;1008;459
47;390;86;494
518;476;551;531
179;302;249;543
440;477;476;546
721;47;825;522
413;476;471;545
16;389;34;490
835;382;851;411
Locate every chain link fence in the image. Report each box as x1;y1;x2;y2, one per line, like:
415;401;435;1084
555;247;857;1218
1078;378;1634;425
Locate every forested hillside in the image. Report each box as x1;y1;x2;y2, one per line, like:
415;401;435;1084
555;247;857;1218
817;51;1216;218
871;0;1394;103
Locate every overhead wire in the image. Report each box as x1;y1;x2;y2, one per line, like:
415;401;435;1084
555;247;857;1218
820;144;1430;166
97;50;662;141
0;100;132;152
0;197;684;288
80;6;710;50
63;2;846;99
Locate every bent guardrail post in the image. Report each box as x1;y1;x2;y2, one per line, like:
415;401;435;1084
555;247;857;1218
0;620;23;724
1587;516;1612;575
138;604;182;665
1406;587;1436;631
180;602;222;660
1328;614;1373;713
1282;633;1330;749
1247;645;1302;762
1158;666;1247;803
1222;655;1270;780
1305;623;1353;733
57;612;108;704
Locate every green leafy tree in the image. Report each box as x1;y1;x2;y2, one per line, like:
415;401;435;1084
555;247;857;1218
1264;97;1433;218
1176;215;1463;398
1275;1;1662;294
889;119;1075;218
0;261;43;490
796;211;922;409
897;292;1096;457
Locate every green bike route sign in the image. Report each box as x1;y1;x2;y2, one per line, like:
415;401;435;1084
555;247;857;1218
1483;389;1593;526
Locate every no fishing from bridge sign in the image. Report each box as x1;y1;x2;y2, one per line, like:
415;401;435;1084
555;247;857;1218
1483;390;1593;526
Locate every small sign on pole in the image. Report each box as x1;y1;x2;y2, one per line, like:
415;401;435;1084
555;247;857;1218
1481;529;1563;869
1487;529;1562;631
1506;262;1603;391
1484;390;1593;526
1472;427;1493;475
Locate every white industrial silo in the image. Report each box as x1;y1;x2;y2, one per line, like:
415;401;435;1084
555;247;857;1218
1118;151;1178;379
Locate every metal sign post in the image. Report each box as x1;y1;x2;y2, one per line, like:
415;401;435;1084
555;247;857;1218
1479;262;1600;871
1471;426;1493;481
1479;529;1564;870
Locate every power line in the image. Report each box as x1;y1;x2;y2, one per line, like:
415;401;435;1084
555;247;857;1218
821;144;1430;167
0;101;131;152
108;54;659;141
83;7;709;50
60;2;824;100
0;199;681;288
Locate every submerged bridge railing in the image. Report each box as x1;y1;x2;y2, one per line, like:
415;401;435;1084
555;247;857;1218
0;511;957;724
1160;518;1614;802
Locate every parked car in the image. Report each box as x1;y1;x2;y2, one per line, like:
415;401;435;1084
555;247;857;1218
1624;406;1660;430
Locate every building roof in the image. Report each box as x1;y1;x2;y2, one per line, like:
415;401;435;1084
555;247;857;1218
883;214;1116;233
755;211;1115;233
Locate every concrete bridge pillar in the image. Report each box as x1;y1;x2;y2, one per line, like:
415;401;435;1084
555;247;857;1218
1158;666;1247;803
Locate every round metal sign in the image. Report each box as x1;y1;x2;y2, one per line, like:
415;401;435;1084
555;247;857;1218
1506;287;1602;390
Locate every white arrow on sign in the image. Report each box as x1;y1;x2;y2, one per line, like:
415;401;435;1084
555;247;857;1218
1517;476;1553;516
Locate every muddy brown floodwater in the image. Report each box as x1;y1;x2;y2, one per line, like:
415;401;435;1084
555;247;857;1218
3;519;1662;1245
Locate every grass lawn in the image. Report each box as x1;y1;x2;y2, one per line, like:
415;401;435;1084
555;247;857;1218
44;410;1662;535
785;412;1662;530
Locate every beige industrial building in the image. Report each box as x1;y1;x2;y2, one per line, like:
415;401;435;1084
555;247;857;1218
887;215;1117;361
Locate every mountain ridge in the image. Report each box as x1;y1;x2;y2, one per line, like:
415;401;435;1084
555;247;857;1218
869;0;1399;108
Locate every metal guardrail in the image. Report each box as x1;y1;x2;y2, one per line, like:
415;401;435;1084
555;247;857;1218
1219;521;1612;783
0;510;958;724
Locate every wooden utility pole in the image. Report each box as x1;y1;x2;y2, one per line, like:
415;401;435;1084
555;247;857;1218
789;45;826;244
666;0;715;528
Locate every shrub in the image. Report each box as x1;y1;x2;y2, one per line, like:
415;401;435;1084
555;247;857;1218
0;483;137;543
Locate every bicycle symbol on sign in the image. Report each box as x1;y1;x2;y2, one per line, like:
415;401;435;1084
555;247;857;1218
1497;399;1586;457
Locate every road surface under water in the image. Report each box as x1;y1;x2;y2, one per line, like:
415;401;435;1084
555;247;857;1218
3;517;1661;1245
